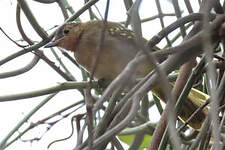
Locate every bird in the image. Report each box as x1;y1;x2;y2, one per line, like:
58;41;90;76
45;20;209;130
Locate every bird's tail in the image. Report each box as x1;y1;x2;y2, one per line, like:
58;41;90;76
152;83;209;130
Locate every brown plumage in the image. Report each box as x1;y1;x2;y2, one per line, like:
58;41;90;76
45;20;209;130
45;21;153;79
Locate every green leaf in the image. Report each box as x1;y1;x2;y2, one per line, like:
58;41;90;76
118;134;152;150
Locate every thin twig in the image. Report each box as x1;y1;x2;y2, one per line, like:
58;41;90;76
0;27;28;48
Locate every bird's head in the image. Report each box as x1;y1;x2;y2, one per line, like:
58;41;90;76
45;22;83;51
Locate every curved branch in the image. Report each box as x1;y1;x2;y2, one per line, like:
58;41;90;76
16;4;33;45
0;81;98;102
17;0;48;40
32;0;56;4
148;13;216;47
0;55;40;79
57;0;69;20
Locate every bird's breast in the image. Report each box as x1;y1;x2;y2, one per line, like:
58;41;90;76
74;37;154;80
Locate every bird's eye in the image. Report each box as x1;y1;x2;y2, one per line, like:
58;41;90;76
63;29;70;34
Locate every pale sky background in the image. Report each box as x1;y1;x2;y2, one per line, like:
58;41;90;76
0;0;199;150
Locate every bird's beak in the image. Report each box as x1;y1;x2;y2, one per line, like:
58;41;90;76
44;40;58;48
